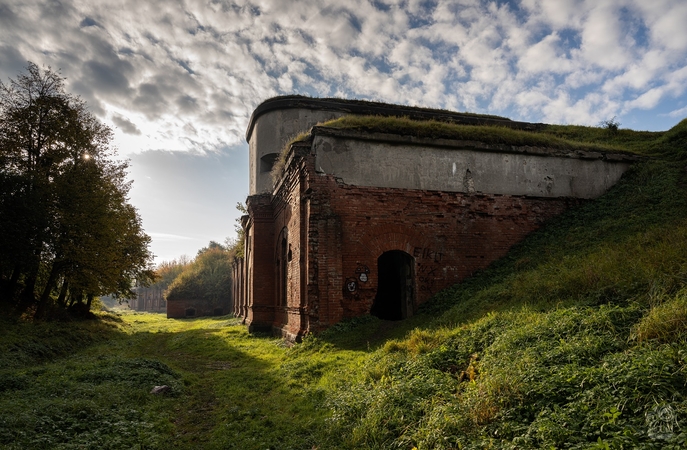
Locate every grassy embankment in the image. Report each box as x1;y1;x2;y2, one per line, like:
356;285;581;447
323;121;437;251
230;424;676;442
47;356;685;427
2;118;687;449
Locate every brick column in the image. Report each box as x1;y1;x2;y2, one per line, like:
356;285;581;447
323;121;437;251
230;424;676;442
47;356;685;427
245;194;275;332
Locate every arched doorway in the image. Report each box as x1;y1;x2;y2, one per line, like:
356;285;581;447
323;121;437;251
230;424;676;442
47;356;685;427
371;250;415;320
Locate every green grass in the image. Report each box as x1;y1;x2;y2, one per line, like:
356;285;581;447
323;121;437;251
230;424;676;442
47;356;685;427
318;115;647;153
3;118;687;449
0;312;372;449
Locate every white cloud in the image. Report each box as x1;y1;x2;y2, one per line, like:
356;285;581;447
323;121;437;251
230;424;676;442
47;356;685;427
667;105;687;118
3;0;687;149
518;32;573;74
624;87;665;110
632;0;687;51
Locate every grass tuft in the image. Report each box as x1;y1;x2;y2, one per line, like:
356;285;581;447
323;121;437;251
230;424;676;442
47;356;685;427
633;292;687;343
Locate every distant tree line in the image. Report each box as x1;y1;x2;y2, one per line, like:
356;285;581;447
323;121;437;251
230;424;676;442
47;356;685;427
153;241;235;312
0;63;154;319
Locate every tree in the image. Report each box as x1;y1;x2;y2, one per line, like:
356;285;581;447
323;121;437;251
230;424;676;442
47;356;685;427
165;243;232;307
0;62;154;318
196;240;225;257
227;202;247;258
155;258;191;289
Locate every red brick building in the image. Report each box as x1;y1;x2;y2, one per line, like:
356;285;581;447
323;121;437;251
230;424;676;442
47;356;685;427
166;297;229;318
233;97;638;341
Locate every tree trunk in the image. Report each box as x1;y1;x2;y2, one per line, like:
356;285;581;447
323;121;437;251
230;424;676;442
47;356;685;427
1;264;22;306
56;279;69;308
68;289;82;308
14;264;39;315
35;263;61;319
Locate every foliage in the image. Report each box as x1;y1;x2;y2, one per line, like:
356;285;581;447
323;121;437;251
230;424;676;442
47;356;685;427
226;202;247;258
0;63;154;319
165;243;232;306
599;116;621;133
154;257;191;291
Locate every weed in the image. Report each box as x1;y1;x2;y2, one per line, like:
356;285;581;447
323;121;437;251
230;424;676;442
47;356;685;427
320;115;636;153
599;116;621;134
270;130;311;185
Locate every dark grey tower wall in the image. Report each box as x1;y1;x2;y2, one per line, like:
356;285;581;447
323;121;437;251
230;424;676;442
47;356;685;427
248;107;345;194
245;96;543;195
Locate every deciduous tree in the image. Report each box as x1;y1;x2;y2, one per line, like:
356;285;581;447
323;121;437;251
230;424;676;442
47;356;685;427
165;243;232;307
0;63;154;318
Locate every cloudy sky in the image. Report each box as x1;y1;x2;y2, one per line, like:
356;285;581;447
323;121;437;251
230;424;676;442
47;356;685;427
2;0;686;264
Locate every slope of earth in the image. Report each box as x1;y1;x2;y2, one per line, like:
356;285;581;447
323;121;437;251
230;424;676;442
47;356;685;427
313;118;687;449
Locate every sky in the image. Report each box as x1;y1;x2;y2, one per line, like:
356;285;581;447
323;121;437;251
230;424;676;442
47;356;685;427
1;0;687;265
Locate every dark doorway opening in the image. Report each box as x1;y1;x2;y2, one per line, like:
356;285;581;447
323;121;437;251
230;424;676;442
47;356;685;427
185;308;196;317
371;250;414;320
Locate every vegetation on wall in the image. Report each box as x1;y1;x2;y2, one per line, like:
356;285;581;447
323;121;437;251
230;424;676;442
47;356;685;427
271;113;649;184
319;115;641;153
0;63;154;319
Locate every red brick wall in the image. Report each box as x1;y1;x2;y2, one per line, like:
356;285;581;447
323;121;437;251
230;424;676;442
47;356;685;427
303;160;579;333
245;195;276;332
269;159;310;340
166;298;229;319
244;151;580;338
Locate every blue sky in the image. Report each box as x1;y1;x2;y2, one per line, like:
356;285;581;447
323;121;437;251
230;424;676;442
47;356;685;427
2;0;687;264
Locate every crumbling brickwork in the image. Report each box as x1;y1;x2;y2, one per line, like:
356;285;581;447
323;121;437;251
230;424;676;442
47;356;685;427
232;97;638;340
299;159;579;333
234;140;582;340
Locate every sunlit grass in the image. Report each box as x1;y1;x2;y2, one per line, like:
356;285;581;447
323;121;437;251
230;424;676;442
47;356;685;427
319;119;687;448
0;311;375;449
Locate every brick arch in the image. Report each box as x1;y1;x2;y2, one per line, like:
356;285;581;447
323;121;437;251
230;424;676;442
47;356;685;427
365;232;414;258
361;229;432;261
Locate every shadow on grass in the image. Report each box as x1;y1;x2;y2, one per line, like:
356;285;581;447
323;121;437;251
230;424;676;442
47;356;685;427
125;323;325;449
0;314;326;450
